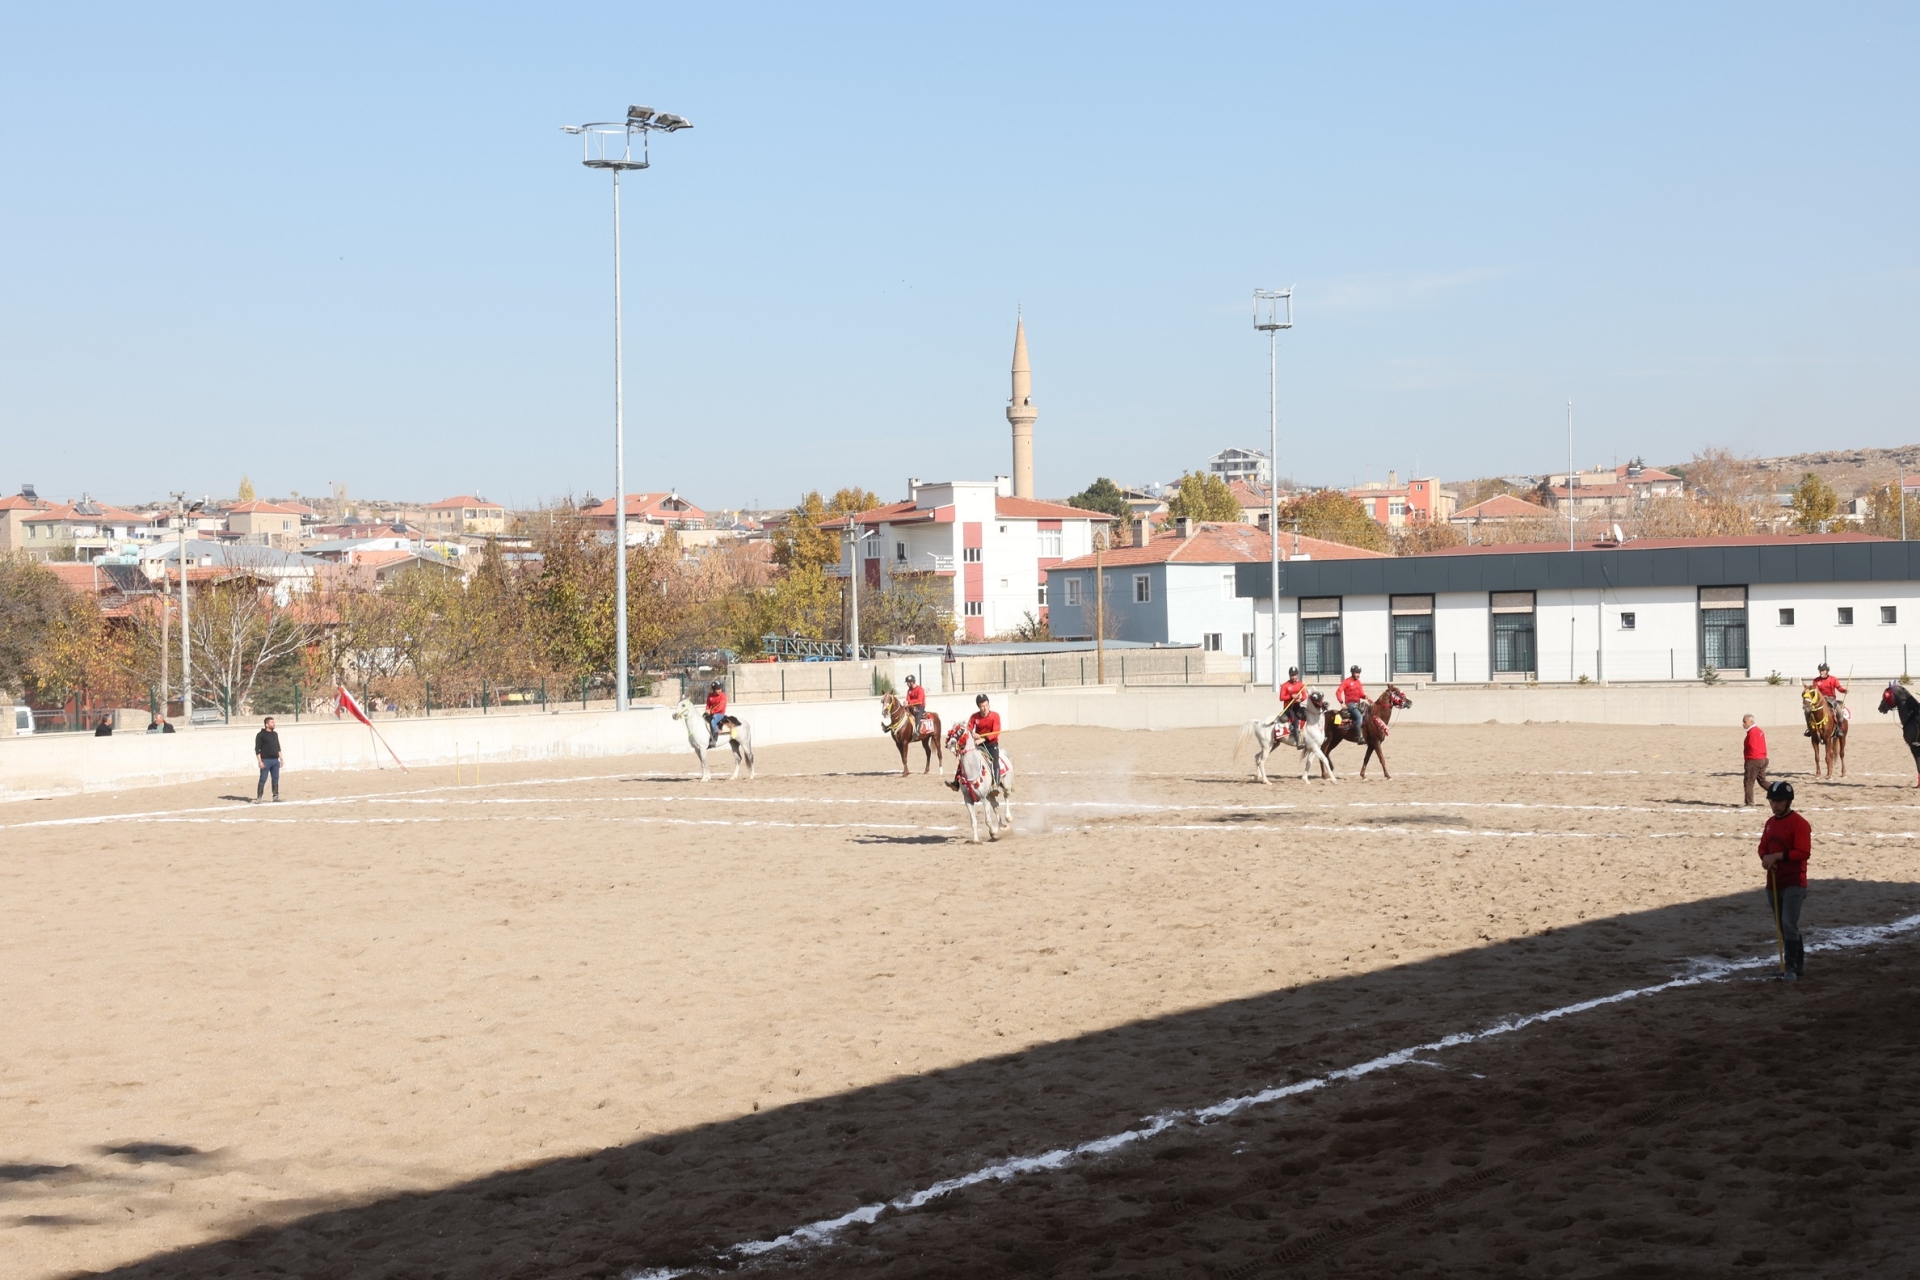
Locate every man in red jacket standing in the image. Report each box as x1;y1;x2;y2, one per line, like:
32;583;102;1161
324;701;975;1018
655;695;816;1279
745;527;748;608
1741;714;1769;806
1758;780;1811;980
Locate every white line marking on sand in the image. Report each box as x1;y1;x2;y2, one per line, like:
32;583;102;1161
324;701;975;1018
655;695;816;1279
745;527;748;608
617;911;1920;1277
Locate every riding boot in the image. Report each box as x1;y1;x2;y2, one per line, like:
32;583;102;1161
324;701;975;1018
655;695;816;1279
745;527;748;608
1788;939;1805;978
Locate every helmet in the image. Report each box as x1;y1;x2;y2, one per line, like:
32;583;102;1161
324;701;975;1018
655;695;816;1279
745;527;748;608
1767;780;1795;805
710;680;723;691
1288;666;1300;678
1818;663;1831;672
905;674;917;686
1349;665;1361;675
976;694;990;706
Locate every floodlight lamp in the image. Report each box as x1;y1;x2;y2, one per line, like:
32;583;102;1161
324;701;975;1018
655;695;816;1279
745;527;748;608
654;112;692;131
627;105;655;122
560;124;585;134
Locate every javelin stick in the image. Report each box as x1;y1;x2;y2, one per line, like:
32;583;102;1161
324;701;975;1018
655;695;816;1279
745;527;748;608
1768;866;1786;974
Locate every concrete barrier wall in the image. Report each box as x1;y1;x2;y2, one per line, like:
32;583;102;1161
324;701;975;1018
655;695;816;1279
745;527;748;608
0;682;1856;802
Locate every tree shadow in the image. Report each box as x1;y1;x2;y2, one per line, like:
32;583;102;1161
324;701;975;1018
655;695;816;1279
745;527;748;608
73;880;1920;1279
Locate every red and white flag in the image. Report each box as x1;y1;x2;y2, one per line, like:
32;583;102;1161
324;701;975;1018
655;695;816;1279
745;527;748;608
335;686;373;727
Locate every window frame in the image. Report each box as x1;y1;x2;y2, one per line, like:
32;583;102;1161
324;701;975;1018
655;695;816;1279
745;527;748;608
1132;573;1151;604
1619;611;1636;631
1884;605;1899;625
1202;632;1222;652
1779;608;1795;627
1062;577;1083;607
1838;607;1854;626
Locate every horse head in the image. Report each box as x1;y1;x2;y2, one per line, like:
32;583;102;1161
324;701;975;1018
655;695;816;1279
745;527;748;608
1306;691;1328;711
946;724;973;752
671;699;692;721
1385;686;1412;710
1882;683;1903;715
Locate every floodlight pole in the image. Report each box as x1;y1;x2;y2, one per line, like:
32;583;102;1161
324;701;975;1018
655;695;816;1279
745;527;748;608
1254;289;1293;693
565;106;692;711
172;493;192;728
847;525;862;661
1567;399;1575;551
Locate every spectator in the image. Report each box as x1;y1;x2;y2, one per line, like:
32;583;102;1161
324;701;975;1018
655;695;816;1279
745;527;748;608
1741;714;1768;806
254;716;284;803
94;717;113;737
147;713;175;734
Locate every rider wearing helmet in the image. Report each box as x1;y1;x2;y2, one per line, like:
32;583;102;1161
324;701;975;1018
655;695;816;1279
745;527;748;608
1810;663;1848;736
904;672;928;733
1336;665;1368;742
1759;779;1811;980
1277;666;1308;737
704;679;728;748
968;694;1003;775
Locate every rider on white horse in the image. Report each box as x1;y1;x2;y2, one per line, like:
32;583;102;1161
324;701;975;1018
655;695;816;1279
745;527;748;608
704;680;729;748
1278;666;1309;742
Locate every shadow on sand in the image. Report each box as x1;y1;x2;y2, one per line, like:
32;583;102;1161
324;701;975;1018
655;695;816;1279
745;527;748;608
71;880;1920;1279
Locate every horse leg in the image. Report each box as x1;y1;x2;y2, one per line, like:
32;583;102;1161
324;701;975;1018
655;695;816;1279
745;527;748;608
1370;732;1390;780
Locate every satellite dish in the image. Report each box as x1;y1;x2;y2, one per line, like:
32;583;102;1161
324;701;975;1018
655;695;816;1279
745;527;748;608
1611;523;1625;543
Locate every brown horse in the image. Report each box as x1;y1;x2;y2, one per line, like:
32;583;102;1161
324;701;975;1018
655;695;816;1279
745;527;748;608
1802;683;1847;780
1322;685;1413;780
881;692;943;776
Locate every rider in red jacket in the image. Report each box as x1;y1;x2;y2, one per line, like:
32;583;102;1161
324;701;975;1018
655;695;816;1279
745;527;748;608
904;673;927;731
1278;667;1307;735
1811;664;1848;737
968;695;1003;774
1336;666;1368;738
705;681;728;747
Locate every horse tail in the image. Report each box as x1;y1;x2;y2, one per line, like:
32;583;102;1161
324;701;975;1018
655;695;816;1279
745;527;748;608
1234;719;1256;761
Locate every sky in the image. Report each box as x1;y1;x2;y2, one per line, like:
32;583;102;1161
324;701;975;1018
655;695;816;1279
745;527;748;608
2;3;1916;511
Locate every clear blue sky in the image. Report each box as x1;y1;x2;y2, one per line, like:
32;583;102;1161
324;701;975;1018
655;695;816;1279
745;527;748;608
3;3;1915;510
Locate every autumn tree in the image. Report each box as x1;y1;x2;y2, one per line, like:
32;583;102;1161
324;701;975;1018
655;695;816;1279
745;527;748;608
1276;490;1389;552
1067;477;1131;520
1164;471;1242;523
1390;521;1464;555
237;475;256;502
1791;472;1839;534
1864;482;1914;540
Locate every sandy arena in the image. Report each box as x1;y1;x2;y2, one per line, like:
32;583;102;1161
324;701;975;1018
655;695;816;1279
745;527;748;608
6;718;1920;1278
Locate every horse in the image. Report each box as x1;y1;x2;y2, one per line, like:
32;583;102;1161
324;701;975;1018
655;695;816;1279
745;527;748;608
1880;682;1920;786
880;692;943;776
1801;683;1847;781
672;698;755;781
1322;685;1413;780
1234;691;1337;784
944;724;1012;843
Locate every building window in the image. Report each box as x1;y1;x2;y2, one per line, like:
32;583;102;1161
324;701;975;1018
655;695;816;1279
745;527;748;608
1203;633;1222;651
1700;587;1749;672
1779;608;1795;626
1132;574;1151;603
1491;592;1536;676
1241;633;1255;658
1063;578;1083;606
999;525;1008;534
1221;572;1235;601
1037;586;1047;604
1620;612;1636;630
963;547;982;563
1300;598;1343;677
896;541;907;562
1884;606;1899;625
1038;530;1061;556
964;601;983;617
1838;607;1854;626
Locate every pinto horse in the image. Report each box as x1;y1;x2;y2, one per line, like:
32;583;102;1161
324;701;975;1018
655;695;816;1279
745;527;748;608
1322;685;1412;780
880;692;943;776
1879;682;1920;785
1801;683;1847;781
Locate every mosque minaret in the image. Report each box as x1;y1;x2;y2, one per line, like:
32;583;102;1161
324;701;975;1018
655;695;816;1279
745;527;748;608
1006;315;1037;499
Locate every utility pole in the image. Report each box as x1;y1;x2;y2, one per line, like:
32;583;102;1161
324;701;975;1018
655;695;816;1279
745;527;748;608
847;524;863;661
1255;289;1294;692
172;493;193;728
1567;399;1575;551
1094;530;1106;684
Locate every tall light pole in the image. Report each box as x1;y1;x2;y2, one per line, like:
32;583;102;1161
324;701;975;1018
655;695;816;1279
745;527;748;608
846;524;866;660
171;494;202;728
1254;288;1293;692
564;105;693;710
1566;399;1575;550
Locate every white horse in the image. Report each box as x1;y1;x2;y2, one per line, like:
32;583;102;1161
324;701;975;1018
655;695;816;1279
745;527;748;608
945;725;1012;842
1235;693;1337;784
672;698;755;781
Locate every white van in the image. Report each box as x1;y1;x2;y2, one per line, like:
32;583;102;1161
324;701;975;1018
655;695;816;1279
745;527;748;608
13;706;34;736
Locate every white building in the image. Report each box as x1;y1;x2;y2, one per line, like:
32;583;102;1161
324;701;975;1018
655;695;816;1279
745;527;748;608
1232;533;1920;686
826;477;1112;640
1208;447;1272;486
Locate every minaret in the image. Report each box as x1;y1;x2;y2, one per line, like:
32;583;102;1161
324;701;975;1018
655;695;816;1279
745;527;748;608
1006;315;1036;499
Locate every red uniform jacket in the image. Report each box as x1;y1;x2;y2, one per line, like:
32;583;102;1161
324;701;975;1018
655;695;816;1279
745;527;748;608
905;684;926;708
1336;677;1367;705
968;710;1001;742
1758;810;1812;889
705;690;727;715
1743;726;1767;760
1278;678;1306;706
1813;675;1847;698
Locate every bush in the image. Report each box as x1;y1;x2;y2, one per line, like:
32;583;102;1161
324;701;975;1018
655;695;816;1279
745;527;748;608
872;670;895;696
1766;670;1785;686
1702;665;1722;685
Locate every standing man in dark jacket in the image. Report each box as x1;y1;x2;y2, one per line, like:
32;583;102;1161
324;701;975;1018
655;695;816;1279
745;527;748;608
254;716;284;803
1758;780;1811;980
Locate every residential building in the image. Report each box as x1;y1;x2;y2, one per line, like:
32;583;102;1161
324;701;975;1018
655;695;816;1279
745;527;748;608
224;499;313;549
1346;472;1453;527
1542;461;1686;520
1449;493;1555;530
1227;480;1283;525
0;487;51;553
581;492;710;544
1233;532;1918;686
1047;520;1387;652
823;477;1113;640
139;542;327;596
18;499;158;562
1209;447;1272;486
322;549;465;592
425;495;508;536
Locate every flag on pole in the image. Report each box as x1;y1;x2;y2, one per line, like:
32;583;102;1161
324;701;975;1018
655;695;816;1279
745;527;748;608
335;686;408;771
335;686;372;727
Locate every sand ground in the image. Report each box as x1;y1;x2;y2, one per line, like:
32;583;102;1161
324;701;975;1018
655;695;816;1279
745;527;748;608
3;719;1919;1278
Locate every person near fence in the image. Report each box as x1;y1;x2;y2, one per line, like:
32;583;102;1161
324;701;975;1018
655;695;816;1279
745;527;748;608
94;717;113;737
147;713;175;734
1758;780;1811;980
1741;714;1769;805
968;695;1002;776
254;716;284;803
704;681;728;748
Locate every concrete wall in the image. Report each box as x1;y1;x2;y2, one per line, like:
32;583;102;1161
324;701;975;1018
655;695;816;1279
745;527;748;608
1;681;1846;802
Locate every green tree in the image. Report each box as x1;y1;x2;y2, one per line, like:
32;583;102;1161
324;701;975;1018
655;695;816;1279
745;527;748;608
1164;471;1242;523
1277;489;1389;552
1791;471;1838;533
1067;477;1130;519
